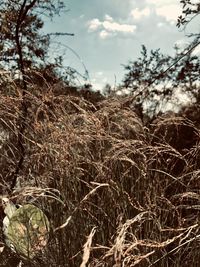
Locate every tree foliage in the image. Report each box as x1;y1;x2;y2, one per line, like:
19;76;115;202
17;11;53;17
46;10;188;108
115;1;200;120
0;0;70;193
177;0;200;28
0;0;65;76
119;43;200;119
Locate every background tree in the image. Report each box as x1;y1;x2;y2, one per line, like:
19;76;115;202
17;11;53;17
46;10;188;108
0;0;71;191
121;45;173;118
177;0;200;29
116;0;200;122
118;43;199;120
0;1;66;80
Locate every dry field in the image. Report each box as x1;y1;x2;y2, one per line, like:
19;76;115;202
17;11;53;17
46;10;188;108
0;78;200;266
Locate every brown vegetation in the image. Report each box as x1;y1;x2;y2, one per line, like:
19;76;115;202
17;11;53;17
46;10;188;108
0;73;200;266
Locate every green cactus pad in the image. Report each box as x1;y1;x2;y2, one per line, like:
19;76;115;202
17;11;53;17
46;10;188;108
6;204;50;259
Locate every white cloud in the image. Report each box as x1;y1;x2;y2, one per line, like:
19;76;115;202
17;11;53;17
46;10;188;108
99;30;112;39
173;40;200;56
157;22;164;27
144;0;182;22
96;71;103;76
174;39;189;49
91;76;108;90
131;8;150;20
156;4;181;21
87;16;137;39
102;20;136;33
192;44;200;56
146;0;175;7
88;18;101;31
105;14;113;21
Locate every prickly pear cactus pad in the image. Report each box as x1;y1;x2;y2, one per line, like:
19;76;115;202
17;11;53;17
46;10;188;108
6;204;50;259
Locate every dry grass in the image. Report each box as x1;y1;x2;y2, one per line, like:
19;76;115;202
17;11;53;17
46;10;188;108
0;74;200;266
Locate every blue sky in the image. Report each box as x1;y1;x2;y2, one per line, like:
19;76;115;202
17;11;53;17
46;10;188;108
44;0;200;90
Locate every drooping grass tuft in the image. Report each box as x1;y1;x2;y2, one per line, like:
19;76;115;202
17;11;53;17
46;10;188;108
0;74;200;266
